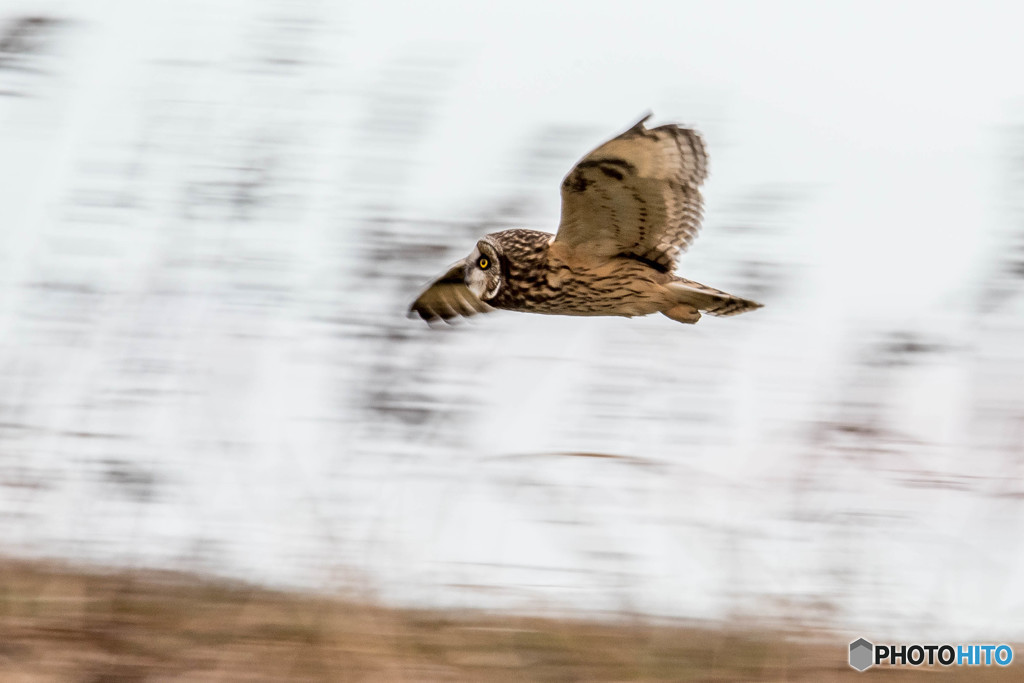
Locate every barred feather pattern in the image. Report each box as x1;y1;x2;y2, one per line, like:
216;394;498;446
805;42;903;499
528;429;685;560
486;229;673;317
556;114;708;273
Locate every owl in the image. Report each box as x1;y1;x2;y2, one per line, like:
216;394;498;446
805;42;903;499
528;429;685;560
409;114;762;326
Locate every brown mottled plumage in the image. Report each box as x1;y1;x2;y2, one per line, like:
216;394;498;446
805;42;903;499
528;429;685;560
409;114;762;325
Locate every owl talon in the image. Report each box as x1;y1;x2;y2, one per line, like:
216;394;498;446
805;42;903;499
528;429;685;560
662;305;701;324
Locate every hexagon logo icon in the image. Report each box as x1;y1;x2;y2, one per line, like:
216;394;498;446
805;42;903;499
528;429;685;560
849;638;874;671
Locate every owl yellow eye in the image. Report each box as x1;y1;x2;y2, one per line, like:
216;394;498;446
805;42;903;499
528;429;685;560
477;256;490;270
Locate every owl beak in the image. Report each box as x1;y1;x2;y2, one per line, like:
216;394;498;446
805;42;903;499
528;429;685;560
465;268;487;300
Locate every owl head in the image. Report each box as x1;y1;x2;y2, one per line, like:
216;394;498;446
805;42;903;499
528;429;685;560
464;237;504;301
408;229;553;323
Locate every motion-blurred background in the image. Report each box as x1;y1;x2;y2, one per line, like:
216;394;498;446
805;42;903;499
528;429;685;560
2;0;1023;671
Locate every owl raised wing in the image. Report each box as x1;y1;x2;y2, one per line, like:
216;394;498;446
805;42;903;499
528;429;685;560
552;114;707;272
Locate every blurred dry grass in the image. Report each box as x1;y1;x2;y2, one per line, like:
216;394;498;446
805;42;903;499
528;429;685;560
0;559;1017;682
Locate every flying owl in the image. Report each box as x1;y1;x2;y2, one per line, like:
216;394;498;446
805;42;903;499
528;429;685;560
409;114;762;325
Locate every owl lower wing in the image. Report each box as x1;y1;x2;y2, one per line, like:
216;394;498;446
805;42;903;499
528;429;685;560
408;260;494;324
554;115;707;272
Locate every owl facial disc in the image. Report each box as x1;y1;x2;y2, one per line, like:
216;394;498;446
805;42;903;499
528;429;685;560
464;242;502;301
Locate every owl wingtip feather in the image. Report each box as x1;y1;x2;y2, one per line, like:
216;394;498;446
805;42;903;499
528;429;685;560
629;112;654;132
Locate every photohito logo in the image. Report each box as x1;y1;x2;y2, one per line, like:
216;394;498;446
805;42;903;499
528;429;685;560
849;639;1013;671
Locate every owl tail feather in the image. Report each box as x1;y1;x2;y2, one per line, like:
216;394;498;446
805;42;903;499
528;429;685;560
665;279;763;322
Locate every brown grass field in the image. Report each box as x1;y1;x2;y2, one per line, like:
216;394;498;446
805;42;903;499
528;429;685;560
0;559;1018;681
